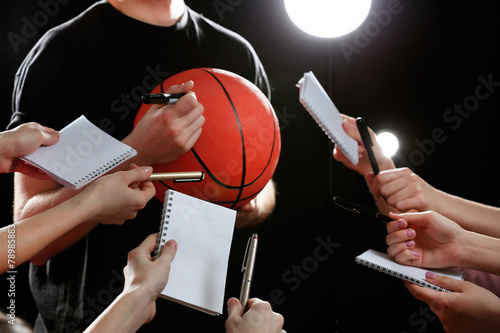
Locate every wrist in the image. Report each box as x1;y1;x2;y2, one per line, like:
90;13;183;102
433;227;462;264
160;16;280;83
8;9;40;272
72;189;104;221
456;229;476;269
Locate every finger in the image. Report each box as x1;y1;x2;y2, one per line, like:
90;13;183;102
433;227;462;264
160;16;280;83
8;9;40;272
404;280;438;304
341;116;361;141
124;166;153;183
14;162;51;180
391;248;420;264
139;233;160;254
166;80;194;94
227;297;244;319
387;241;412;258
386;227;416;246
425;272;463;292
386;218;408;234
377;167;412;186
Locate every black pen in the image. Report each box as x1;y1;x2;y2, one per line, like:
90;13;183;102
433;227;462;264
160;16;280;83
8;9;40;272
356;117;380;175
333;196;392;223
141;93;186;104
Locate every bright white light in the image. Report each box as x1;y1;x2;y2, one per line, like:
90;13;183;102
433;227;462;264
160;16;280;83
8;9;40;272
376;132;399;157
284;0;372;38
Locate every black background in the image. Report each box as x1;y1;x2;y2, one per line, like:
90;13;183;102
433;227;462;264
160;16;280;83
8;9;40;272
1;1;499;332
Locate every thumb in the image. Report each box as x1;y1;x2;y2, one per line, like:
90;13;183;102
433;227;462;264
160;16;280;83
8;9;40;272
40;126;59;146
227;298;243;319
425;272;462;292
125;166;153;183
389;211;431;229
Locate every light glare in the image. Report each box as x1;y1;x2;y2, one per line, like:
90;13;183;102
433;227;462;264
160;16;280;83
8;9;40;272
284;0;372;38
376;132;399;157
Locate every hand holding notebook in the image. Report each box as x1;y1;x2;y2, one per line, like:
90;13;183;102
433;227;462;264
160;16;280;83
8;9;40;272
297;71;358;165
154;189;236;315
356;249;464;292
21;115;137;190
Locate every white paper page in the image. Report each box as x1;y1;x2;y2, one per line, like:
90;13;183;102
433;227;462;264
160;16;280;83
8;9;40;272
158;190;236;315
298;71;359;165
21;115;136;189
356;249;464;292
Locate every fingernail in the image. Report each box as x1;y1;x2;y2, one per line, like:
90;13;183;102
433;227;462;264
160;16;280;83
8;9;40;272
413;251;421;258
425;272;437;280
397;219;406;229
405;240;415;247
406;229;416;238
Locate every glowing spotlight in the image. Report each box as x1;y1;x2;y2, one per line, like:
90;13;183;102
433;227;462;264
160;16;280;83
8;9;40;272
376;132;399;157
284;0;372;38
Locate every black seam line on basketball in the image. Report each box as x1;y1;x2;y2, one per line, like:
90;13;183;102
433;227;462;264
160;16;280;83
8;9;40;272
245;116;279;184
161;148;257;191
190;148;242;190
200;69;246;208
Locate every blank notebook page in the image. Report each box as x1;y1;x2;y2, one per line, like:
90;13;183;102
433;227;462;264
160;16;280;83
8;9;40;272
21;115;136;190
158;190;236;315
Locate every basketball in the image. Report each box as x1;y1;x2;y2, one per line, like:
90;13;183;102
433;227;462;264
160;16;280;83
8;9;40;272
134;68;281;209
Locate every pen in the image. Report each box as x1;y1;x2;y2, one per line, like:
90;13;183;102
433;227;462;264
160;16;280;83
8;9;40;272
356;117;380;175
141;93;186;104
240;234;258;311
333;196;392;223
146;171;204;182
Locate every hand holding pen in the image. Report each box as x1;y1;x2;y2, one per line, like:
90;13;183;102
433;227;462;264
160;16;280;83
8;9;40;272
226;297;286;333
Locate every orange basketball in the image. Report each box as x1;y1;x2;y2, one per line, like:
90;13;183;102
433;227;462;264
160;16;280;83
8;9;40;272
134;68;281;209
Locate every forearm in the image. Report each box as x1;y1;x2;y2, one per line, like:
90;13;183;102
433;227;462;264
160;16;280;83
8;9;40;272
436;191;500;238
14;174;98;265
1;194;98;273
84;287;152;333
461;230;500;275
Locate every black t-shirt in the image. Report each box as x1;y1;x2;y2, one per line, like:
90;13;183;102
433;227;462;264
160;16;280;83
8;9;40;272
10;2;269;332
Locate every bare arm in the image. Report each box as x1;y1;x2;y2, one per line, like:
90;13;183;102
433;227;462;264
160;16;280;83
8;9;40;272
5;167;155;271
13;82;204;265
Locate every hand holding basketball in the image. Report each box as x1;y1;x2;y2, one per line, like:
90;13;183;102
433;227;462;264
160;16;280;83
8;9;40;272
135;68;281;209
124;81;205;165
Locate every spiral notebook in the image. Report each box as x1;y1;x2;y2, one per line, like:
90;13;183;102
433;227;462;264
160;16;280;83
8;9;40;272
21;115;137;190
297;71;358;165
356;249;464;292
155;189;236;315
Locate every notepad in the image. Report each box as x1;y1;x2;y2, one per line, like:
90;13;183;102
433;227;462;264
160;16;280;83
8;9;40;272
21;115;137;190
155;189;236;315
356;249;464;292
297;71;359;165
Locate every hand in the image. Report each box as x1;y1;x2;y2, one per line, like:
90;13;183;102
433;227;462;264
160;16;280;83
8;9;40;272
0;122;59;178
366;167;442;213
83;165;156;224
405;273;500;333
124;81;205;165
333;114;394;176
386;211;465;269
225;298;285;333
235;180;276;228
123;233;177;326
